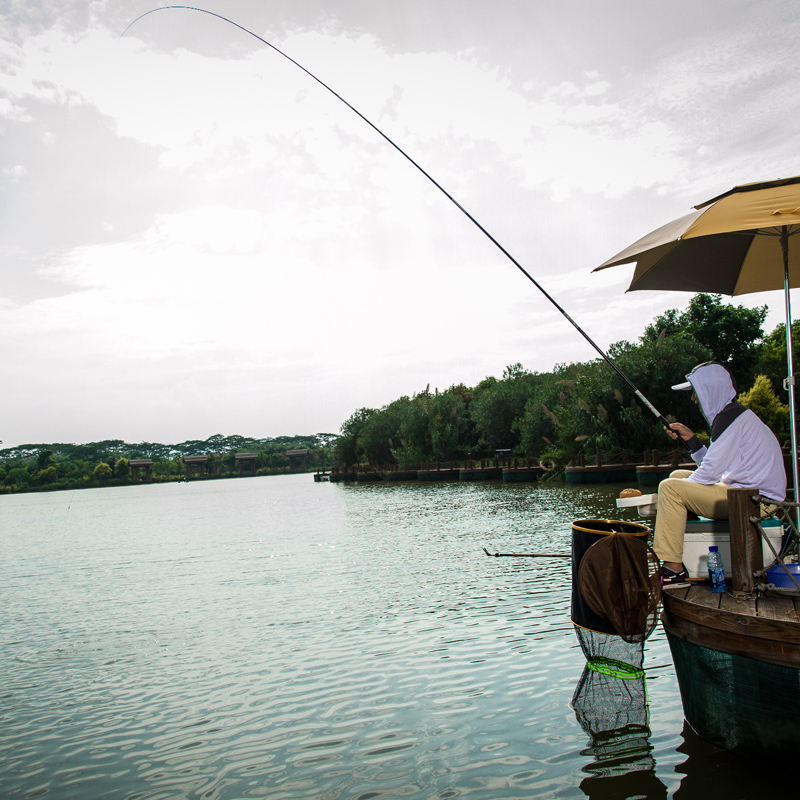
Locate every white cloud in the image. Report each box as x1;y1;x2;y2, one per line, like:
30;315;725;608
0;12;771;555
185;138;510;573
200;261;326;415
2;1;800;445
0;22;688;202
2;164;27;180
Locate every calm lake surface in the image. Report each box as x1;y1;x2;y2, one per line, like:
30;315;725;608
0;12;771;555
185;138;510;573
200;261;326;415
0;475;790;799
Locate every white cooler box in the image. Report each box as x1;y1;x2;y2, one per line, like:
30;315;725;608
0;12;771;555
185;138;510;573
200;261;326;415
683;518;784;579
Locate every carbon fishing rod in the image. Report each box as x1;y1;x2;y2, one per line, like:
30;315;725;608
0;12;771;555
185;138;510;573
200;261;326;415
121;6;687;447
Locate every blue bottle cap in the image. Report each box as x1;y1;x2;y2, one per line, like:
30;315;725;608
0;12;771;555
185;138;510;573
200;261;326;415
709;545;718;551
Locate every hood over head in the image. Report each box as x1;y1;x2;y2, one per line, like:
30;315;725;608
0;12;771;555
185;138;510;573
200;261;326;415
672;361;737;426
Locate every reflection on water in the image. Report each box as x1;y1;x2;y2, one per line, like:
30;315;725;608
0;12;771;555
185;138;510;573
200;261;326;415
572;666;667;799
0;476;767;798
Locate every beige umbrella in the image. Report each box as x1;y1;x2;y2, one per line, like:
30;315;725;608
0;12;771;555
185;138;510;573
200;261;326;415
594;175;800;502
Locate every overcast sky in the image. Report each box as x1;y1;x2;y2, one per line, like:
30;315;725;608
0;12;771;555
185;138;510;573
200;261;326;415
2;0;799;447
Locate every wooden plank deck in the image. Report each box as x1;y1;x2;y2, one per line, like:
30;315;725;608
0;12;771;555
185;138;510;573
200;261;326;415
662;582;800;668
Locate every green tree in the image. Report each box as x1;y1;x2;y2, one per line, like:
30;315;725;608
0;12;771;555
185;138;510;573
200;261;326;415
6;466;29;487
470;364;540;454
423;386;475;461
517;360;626;462
94;462;113;481
643;293;767;388
609;335;713;431
34;465;58;484
334;408;374;466
754;321;800;400
514;333;715;464
359;401;403;465
114;458;131;479
394;392;434;463
738;374;789;437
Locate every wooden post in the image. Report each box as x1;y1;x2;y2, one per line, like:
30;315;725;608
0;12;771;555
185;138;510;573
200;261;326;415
727;487;763;594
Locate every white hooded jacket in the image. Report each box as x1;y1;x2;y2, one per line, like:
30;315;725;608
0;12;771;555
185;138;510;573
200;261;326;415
682;362;786;502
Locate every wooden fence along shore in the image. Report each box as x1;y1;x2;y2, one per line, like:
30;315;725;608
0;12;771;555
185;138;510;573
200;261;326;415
564;448;696;485
314;451;690;485
314;456;546;483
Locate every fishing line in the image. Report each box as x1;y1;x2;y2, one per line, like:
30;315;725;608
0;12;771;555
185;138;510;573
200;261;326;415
120;6;686;445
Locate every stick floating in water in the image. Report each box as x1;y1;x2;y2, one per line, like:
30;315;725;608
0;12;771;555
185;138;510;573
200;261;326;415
483;547;570;558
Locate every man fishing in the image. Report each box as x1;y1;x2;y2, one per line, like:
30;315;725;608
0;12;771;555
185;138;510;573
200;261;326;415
655;361;786;586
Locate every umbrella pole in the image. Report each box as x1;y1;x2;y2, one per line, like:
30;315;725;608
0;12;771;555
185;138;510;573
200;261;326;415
781;227;799;515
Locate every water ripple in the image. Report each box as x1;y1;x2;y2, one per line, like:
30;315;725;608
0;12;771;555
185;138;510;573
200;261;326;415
0;476;737;798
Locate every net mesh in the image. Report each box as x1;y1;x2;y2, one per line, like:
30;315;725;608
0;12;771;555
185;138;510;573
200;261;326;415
572;663;648;733
572;624;645;670
578;533;662;643
571;664;667;796
569;520;665;787
666;630;800;757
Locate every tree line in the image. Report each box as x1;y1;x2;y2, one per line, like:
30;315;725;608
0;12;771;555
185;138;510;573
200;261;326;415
0;433;335;494
3;294;796;494
332;295;798;470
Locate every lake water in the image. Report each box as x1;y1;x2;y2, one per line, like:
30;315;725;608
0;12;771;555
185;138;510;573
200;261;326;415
0;475;789;799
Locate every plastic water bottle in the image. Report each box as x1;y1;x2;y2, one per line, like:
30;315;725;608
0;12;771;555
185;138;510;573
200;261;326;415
708;546;726;593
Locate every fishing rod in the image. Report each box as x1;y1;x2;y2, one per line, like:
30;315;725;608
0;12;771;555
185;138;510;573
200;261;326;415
121;6;687;448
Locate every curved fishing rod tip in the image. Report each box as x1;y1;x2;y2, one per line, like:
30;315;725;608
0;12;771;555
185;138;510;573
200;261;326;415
118;6;203;42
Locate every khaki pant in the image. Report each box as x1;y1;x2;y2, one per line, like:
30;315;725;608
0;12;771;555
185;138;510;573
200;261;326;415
653;469;730;563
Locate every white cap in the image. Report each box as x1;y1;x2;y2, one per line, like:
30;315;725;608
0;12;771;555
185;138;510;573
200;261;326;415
671;380;693;391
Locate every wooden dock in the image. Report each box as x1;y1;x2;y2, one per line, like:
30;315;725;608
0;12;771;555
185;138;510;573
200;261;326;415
565;452;639;484
459;466;502;480
502;457;547;482
459;458;507;481
564;449;695;485
417;461;461;481
356;469;382;482
323;458;547;483
328;467;357;482
636;448;696;486
385;467;421;481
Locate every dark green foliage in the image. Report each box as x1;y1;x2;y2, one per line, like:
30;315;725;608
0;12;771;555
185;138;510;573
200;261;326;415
642;293;767;388
338;386;479;467
359;404;401;465
418;385;476;462
470;365;540;454
329;295;784;469
754;321;800;400
93;462;113;480
608;335;714;430
333;408;374;466
5;466;30;488
738;375;790;438
34;466;58;485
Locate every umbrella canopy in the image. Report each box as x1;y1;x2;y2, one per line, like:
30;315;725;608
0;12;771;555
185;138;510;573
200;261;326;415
594;175;800;503
595;176;800;294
